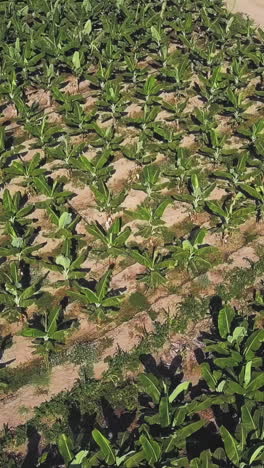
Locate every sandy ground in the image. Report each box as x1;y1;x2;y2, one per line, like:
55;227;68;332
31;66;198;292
226;0;264;26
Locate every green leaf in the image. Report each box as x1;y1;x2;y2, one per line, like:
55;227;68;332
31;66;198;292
72;51;81;70
139;434;161;464
220;426;239;466
218;306;235;339
47;307;60;334
130;250;152;269
249;445;264;464
244;330;264;360
21;328;46;338
58;434;74;464
176;420;206;443
201;363;217;390
92;429;115;465
96;269;111;301
169;382;190;403
138;373;161;404
58;212;72;229
159;396;170;427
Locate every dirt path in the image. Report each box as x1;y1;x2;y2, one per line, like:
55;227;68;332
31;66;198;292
226;0;264;26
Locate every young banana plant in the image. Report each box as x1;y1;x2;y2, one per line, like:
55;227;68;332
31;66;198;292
24;115;64;148
207;193;254;237
64;101;95;135
21;306;72;362
0;189;35;228
32;176;74;206
129;248;173;288
200;129;228;163
51;86;85;115
213;152;253;188
153;124;184;153
4;153;46;188
163;147;196;186
41;243;89;286
97;80;127;124
46;137;86;168
174;174;216;212
45;206;80;239
90;124;124;152
132;165;167;199
86;218;131;257
0;262;43;321
125;199;171;238
68;268;125;320
70;150;114;184
121;137;157;166
125;105;161;138
90;180;127;215
170;229;217;274
239;178;264;221
0;224;46;263
197;66;228;104
190;107;218;143
238;119;264;155
136;75;161;105
224;88;251;122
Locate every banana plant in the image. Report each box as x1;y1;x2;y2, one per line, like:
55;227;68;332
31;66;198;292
174;174;216;212
152;123;184;152
207;193;255;236
220;409;264;467
91;180;127;215
57;431;115;467
41;244;89;287
123;53;148;84
200;129;229;163
70;150;114;184
51;85;85;115
197;66;228;104
163;147;197;186
228;58;251;88
4;153;46;188
86;218;131;257
46;137;86;168
0;224;46;263
224;88;251;122
137;75;161;105
161;55;192;92
90;124;124;152
96;80;127;123
68;269;125;320
125;105;161;138
64;101;96;135
14;95;42;125
125;199;172;238
190;108;218;143
212;152;253;187
237;119;264;154
121;138;157;166
86;61;114;92
21;306;72;362
45;206;80;239
0;262;43;322
202;305;264;406
24;115;64;148
3;37;43;81
161;98;189;128
0;69;21;102
170;229;217;274
32;176;74;206
129;248;173;288
239;178;264;221
0;189;34;227
132;165;167;199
